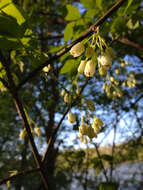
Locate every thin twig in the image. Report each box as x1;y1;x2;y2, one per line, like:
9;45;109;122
94;143;109;181
110;101;118;180
0;168;40;185
42;79;89;163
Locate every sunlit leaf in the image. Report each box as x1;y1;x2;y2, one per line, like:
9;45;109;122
64;22;75;42
65;4;80;21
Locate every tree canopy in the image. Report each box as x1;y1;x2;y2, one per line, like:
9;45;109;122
0;0;143;189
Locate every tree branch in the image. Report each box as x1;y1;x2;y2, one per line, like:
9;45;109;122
0;51;49;190
119;38;143;51
42;78;89;163
17;0;126;90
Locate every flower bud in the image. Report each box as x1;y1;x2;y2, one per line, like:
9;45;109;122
110;76;115;83
84;60;96;77
122;81;126;86
128;72;135;78
125;61;129;65
102;83;106;90
85;47;94;58
86;99;95;111
87;127;96;140
83;138;87;144
114;80;119;86
117;88;123;98
70;42;84;57
98;53;112;68
113;91;117;99
98;67;107;76
132;79;137;85
76;88;80;95
19;129;26;139
64;93;69;103
115;68;121;75
43;64;51;73
61;90;66;97
92;117;103;128
78;60;87;74
121;63;125;68
68;112;76;123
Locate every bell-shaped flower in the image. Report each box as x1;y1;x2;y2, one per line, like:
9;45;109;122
70;42;84;57
68;112;76;123
78;60;87;74
98;53;112;68
84;60;96;77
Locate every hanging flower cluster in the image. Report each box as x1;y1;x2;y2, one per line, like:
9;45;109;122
59;29;138;144
122;72;137;88
78;113;103;144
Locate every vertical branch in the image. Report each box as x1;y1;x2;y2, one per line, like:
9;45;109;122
94;143;109;182
83;144;89;190
0;51;49;190
110;101;118;180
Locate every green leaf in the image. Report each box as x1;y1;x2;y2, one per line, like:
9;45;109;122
0;13;21;38
99;182;119;190
0;37;20;50
101;154;113;161
48;45;64;53
124;0;134;14
0;0;28;50
73;150;85;158
60;59;78;74
85;9;96;21
64;22;75;42
65;4;80;21
96;0;102;10
80;0;95;9
0;0;25;25
126;19;139;30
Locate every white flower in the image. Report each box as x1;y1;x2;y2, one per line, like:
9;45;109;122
70;42;84;57
98;53;112;68
77;60;87;74
43;64;51;72
84;60;96;77
68;112;76;123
